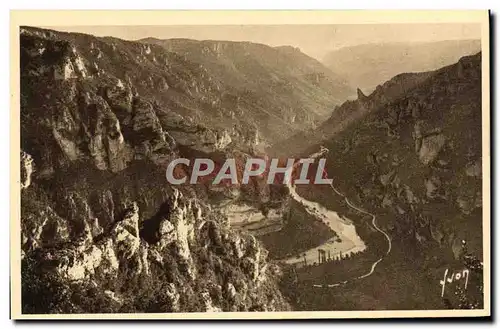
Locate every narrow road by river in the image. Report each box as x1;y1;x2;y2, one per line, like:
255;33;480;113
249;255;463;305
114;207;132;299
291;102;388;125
326;179;392;285
285;146;392;287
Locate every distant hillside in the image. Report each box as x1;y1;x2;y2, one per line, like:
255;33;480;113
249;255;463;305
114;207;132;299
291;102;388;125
288;52;483;310
269;69;433;157
311;52;483;253
323;40;480;92
275;52;484;312
20;26;294;314
140;38;354;138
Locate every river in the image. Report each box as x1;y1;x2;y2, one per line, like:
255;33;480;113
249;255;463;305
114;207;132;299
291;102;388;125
282;183;367;267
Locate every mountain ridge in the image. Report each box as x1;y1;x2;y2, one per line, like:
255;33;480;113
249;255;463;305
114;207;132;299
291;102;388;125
19;25;300;314
285;52;483;310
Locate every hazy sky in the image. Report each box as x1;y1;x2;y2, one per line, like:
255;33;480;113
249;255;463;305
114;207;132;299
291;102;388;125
43;24;481;60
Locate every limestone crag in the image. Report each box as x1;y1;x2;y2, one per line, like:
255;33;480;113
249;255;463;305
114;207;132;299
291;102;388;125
22;180;290;313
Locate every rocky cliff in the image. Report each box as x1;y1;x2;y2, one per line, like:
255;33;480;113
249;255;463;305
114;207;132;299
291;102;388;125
22;184;289;313
20;26;292;313
277;52;483;311
305;52;483;259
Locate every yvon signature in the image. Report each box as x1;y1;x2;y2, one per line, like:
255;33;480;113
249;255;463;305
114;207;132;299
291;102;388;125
439;268;469;297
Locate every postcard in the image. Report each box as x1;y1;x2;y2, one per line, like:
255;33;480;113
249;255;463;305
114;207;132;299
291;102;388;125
10;10;490;319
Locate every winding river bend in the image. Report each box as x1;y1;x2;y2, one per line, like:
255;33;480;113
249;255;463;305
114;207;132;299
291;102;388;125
282;147;392;287
283;184;367;267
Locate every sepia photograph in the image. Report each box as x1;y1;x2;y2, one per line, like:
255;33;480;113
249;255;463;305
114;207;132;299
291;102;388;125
10;10;490;319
